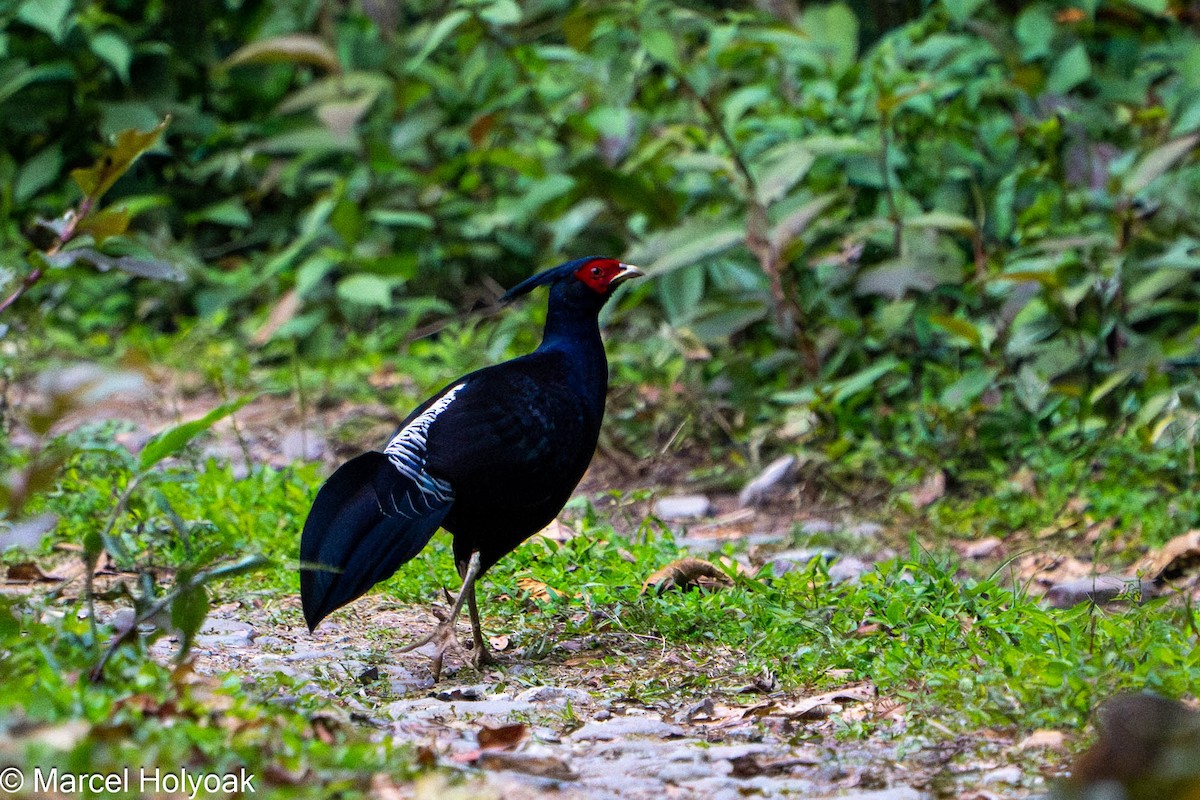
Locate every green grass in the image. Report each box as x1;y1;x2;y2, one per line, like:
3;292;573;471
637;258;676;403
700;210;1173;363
3;398;1200;794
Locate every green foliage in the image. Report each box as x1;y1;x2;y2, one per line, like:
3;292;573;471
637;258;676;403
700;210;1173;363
4;0;1198;463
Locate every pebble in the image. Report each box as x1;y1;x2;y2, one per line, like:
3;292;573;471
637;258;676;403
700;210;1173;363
982;765;1023;785
738;456;796;507
280;428;325;462
828;787;925;800
1044;575;1150;608
571;717;686;741
828;556;871;584
765;548;839;577
652;495;712;521
800;519;837;535
516;685;595;708
846;521;884;538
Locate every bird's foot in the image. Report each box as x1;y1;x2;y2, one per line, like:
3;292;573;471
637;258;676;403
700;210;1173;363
467;641;496;670
397;602;467;681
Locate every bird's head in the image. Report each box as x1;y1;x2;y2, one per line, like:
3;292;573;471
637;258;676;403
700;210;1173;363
502;257;643;305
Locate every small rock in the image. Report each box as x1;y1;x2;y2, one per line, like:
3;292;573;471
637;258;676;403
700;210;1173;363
200;617;254;635
981;765;1022;785
828;556;871;584
683;532;786;554
1017;729;1067;751
194;632;254;648
515;686;594;708
800;519;837;535
829;788;924;800
738;456;796;507
280;428;325;462
764;549;839;577
571;717;685;741
655;760;711;782
961;536;1003;559
845;521;883;538
682;697;715;721
653;495;712;521
1044;575;1149;608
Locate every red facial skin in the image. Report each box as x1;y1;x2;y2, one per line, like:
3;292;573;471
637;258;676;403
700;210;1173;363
573;258;628;293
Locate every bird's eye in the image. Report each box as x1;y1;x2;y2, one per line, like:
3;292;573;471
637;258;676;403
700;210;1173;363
591;267;602;277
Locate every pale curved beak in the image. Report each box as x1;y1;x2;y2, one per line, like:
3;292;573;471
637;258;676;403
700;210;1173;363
611;263;644;286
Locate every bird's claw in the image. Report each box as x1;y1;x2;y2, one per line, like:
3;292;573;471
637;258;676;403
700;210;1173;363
468;642;496;669
397;611;467;680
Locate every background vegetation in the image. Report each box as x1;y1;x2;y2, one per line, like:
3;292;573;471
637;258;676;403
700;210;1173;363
2;0;1200;794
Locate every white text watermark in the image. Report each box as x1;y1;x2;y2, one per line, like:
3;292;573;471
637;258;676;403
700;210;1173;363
0;766;255;797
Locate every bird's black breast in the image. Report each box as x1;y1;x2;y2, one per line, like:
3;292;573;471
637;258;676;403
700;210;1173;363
421;352;604;570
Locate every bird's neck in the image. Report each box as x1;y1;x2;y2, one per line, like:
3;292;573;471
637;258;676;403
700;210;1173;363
537;301;609;412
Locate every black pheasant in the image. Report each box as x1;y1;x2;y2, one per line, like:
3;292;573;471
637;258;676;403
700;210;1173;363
299;256;642;677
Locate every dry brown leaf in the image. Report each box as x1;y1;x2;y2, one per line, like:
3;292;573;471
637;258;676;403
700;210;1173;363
536;519;577;543
6;561;57;582
1136;529;1200;584
477;722;526;751
910;470;946;508
516;577;576;602
250;289;300;346
767;684;876;720
641;557;734;594
488;634;510;651
369;772;406;800
477;751;578;781
729;752;820;778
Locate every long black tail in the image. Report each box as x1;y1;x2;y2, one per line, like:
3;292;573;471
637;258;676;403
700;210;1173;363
299;452;451;631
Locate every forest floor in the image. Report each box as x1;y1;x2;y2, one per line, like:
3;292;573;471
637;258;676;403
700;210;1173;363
7;372;1198;799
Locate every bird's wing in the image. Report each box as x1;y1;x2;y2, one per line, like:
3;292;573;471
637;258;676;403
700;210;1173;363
422;365;596;501
300;385;466;630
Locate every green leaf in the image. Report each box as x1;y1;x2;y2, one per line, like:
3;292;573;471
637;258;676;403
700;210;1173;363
1123;133;1200;196
17;0;74;42
14;143;63;203
1015;5;1054;61
941;0;988;23
940;368;997;410
70;117;170;205
0;61;75;105
74;207;131;244
1122;0;1168;14
754;142;815;206
221;34;340;72
480;0;522;25
1046;44;1090;94
46;247;185;281
658;265;705;326
407;11;470;71
170;582;209;657
369;210;435;229
904;211;976;235
641;225;744;277
90;31;131;82
138;396;255;471
855;249;962;299
831;357;901;403
800;2;858;72
642;28;680;70
337;274;395;308
929;314;982;347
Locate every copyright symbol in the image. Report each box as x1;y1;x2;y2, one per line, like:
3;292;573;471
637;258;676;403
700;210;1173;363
0;767;23;791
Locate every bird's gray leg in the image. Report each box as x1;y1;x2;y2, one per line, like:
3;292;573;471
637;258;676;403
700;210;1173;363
397;551;483;680
466;579;497;669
